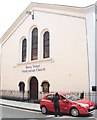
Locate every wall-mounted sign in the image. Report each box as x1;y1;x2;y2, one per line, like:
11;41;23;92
22;65;45;73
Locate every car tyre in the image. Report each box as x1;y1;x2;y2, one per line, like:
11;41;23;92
70;108;79;117
41;106;48;114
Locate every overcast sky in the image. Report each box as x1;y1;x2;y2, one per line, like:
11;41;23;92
0;0;97;38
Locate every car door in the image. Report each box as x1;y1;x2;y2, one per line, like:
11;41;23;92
59;95;70;113
46;94;54;112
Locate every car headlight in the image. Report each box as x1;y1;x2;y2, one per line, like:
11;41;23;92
77;103;89;108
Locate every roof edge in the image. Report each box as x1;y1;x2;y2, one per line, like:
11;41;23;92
1;2;95;44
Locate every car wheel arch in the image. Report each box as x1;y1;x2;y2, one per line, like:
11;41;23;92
41;105;48;114
70;107;80;117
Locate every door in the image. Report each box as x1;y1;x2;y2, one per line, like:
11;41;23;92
30;77;38;99
46;94;54;112
59;95;70;113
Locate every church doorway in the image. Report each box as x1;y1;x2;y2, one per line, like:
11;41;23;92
29;76;38;99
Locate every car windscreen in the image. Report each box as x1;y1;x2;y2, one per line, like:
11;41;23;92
63;93;81;101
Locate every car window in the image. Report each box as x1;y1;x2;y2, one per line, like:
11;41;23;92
60;95;66;100
64;93;81;101
46;94;54;100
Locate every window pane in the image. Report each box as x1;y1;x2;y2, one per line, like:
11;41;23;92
47;95;53;100
44;32;49;40
32;37;38;43
32;28;38;37
31;28;38;60
44;40;49;46
44;51;49;58
43;31;50;59
32;49;38;60
22;38;27;62
44;46;49;51
32;43;38;49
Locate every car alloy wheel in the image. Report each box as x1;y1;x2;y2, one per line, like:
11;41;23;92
41;106;47;114
70;108;79;117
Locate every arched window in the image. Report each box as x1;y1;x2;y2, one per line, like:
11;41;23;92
18;81;25;92
43;31;50;58
31;28;38;60
41;81;50;93
22;38;27;62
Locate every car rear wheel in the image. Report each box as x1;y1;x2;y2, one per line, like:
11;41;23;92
70;108;79;117
41;106;48;114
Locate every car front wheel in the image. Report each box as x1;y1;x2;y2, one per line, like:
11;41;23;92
70;108;79;117
41;106;48;114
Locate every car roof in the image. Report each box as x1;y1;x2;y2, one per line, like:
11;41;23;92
43;92;71;99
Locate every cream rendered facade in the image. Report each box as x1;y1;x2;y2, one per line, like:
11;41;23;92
0;3;96;98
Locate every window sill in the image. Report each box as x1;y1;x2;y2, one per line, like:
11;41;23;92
17;58;54;66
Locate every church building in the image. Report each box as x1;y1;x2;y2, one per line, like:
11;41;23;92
0;3;97;101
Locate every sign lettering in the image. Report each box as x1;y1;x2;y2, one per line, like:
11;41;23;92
22;65;45;73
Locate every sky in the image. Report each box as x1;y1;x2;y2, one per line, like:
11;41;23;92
0;0;97;38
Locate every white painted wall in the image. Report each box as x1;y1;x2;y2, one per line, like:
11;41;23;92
0;43;1;90
95;3;97;105
1;5;89;93
85;5;95;92
95;4;97;88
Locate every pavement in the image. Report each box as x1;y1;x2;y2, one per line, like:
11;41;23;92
0;99;41;112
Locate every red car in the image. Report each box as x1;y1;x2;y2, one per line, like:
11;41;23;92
40;92;95;117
